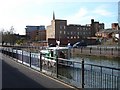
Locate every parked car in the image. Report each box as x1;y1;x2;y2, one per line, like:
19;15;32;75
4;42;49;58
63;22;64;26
73;42;87;48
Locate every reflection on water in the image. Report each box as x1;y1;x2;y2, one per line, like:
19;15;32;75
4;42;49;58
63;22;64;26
72;55;120;68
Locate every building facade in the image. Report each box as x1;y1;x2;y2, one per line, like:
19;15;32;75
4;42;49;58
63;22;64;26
66;24;91;40
91;19;104;36
112;23;119;30
46;19;67;41
46;13;104;45
25;25;46;41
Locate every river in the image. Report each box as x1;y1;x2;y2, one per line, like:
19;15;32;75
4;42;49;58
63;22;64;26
72;55;120;68
58;56;120;88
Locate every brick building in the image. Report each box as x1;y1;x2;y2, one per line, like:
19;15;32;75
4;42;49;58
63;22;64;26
112;23;119;30
46;13;104;45
25;25;46;41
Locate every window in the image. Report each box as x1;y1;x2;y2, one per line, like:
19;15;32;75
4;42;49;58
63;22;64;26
74;36;76;39
60;31;62;34
67;36;69;39
64;31;66;34
67;32;69;35
60;26;62;29
71;36;73;39
64;26;66;29
83;32;85;35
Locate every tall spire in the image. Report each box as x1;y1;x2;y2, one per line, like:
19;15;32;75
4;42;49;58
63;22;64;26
53;11;55;20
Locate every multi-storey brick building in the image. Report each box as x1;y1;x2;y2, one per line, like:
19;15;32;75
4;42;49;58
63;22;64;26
25;13;104;46
47;19;67;41
25;25;46;41
112;23;119;30
46;13;104;45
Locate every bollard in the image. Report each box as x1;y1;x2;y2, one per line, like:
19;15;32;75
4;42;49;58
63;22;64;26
81;59;85;88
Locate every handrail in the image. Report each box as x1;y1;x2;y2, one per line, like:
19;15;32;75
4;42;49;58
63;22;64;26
44;55;120;71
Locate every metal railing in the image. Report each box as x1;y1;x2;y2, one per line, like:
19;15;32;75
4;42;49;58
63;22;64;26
72;46;120;57
1;47;120;89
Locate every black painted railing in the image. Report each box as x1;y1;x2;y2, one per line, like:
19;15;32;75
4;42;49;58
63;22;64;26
1;47;120;89
72;46;120;57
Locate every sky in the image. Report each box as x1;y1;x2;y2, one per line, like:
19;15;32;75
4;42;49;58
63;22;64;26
0;0;119;35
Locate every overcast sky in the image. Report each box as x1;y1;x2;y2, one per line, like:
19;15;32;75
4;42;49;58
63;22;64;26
0;0;119;35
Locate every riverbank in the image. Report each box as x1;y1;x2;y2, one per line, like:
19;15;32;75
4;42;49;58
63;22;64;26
73;54;120;60
71;46;120;58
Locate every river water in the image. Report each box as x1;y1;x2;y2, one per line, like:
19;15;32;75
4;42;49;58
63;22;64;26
72;55;120;68
58;56;120;88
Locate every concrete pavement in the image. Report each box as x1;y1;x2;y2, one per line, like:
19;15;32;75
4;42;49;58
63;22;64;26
1;54;76;89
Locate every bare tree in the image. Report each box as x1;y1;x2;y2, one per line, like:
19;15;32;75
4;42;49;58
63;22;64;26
1;26;17;45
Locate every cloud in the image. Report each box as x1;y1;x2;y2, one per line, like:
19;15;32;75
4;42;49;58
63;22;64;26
74;8;88;18
0;1;117;34
0;15;51;34
0;0;51;34
65;4;116;28
94;9;112;16
93;5;113;16
66;8;89;24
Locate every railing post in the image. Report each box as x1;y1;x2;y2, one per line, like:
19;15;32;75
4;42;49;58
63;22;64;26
100;47;101;54
90;47;92;54
16;48;18;61
117;72;119;89
81;59;85;88
8;48;9;56
40;53;42;71
7;48;8;56
22;50;23;64
100;66;102;88
56;56;58;78
111;48;113;55
30;52;31;67
81;47;82;53
12;48;13;58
